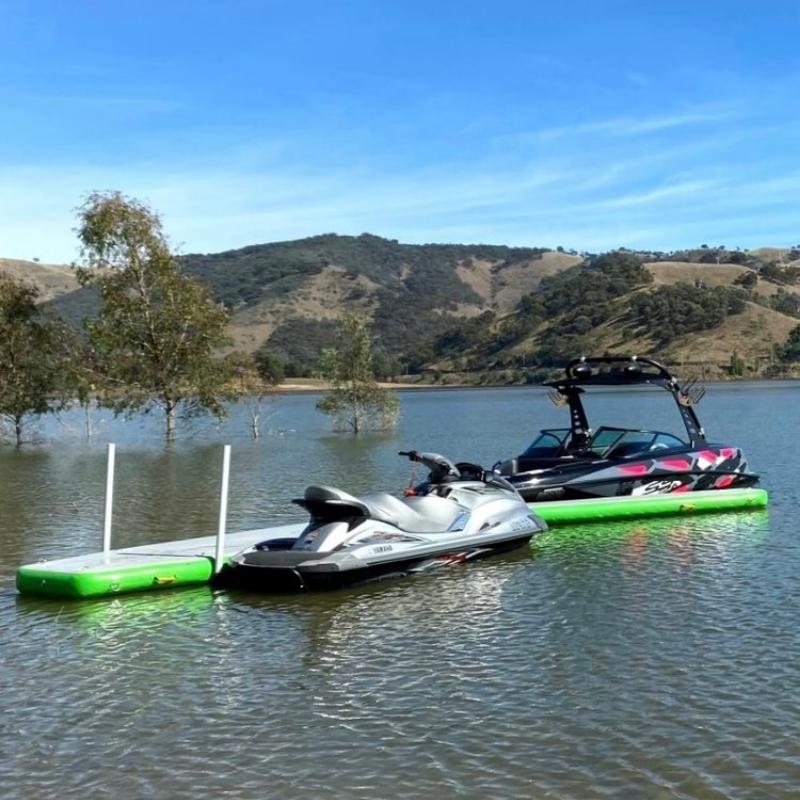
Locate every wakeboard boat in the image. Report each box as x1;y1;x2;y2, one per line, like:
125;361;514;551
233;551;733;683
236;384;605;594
495;356;759;502
216;450;546;592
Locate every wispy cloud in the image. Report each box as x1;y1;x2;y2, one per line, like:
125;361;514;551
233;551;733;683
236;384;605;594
0;93;797;262
504;106;737;145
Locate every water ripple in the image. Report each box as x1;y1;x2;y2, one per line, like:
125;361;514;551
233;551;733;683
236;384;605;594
2;388;800;798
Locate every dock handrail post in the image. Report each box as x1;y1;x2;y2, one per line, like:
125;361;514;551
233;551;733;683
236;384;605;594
214;445;232;574
102;443;116;559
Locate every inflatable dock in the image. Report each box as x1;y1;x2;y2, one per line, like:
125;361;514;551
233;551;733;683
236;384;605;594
15;445;768;600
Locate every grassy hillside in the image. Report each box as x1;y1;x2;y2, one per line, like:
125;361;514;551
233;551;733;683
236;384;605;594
426;248;800;382
16;235;800;381
180;233;559;370
0;258;79;302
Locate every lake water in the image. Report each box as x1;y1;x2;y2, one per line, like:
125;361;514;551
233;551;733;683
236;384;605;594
1;385;798;799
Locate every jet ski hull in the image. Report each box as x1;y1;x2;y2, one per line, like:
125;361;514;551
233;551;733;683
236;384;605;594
215;534;535;593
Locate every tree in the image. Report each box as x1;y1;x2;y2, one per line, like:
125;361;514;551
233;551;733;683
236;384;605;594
0;278;63;445
231;346;285;439
316;314;399;433
734;270;757;289
57;325;119;438
760;262;787;284
779;325;800;362
254;344;285;386
629;283;746;345
77;192;235;439
729;350;746;377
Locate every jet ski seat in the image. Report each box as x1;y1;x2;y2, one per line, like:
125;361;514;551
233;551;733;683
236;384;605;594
359;493;463;533
303;485;366;508
300;486;463;533
299;485;372;517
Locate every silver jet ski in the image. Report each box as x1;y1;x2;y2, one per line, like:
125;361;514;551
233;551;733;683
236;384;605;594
216;450;546;592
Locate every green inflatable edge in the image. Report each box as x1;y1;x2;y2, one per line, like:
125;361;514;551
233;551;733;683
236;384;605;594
16;488;768;600
16;556;219;599
531;487;768;525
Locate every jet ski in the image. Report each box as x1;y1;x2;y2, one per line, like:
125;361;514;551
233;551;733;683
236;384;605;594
495;355;759;502
216;450;546;592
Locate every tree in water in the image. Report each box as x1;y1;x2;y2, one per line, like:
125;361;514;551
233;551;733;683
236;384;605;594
230;346;285;438
77;191;234;440
0;278;63;445
59;326;105;437
316;314;399;433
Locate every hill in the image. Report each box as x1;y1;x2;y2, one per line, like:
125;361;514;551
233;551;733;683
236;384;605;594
45;233;570;373
180;234;573;370
0;258;79;302
421;248;800;382
11;235;800;382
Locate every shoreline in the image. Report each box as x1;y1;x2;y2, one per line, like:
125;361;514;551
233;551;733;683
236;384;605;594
273;375;800;394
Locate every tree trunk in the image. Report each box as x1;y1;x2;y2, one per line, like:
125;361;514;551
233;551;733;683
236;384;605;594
249;395;263;439
164;399;177;441
84;402;93;438
14;414;23;447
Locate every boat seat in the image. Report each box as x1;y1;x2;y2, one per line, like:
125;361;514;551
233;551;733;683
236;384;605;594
359;493;463;533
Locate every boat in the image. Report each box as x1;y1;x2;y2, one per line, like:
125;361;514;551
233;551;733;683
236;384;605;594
215;450;546;592
494;355;759;502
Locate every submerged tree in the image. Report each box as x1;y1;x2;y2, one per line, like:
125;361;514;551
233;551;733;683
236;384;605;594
0;278;63;445
77;191;235;440
230;346;285;438
316;314;399;433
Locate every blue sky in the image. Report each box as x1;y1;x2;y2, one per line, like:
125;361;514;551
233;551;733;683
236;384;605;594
1;0;799;262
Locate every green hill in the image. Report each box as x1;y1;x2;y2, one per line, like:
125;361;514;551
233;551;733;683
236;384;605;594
9;235;800;381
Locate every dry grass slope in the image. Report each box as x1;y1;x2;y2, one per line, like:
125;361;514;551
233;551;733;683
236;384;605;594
4;238;799;377
0;258;79;302
226;265;383;352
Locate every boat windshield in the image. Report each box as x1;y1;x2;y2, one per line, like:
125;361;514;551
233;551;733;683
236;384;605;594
521;429;571;458
521;427;686;460
588;427;686;458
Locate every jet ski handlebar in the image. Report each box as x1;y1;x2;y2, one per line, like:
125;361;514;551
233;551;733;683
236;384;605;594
398;450;460;481
399;449;522;496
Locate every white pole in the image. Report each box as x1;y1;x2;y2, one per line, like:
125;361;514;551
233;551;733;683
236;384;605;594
102;443;116;559
214;445;231;573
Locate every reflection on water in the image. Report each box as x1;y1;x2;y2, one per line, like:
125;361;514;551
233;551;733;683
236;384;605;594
2;386;800;799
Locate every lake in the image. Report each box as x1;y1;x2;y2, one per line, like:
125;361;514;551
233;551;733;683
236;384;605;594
1;384;798;799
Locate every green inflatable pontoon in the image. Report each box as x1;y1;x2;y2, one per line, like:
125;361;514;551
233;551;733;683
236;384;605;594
16;488;767;601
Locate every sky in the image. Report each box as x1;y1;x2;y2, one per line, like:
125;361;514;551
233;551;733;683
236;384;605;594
1;0;799;262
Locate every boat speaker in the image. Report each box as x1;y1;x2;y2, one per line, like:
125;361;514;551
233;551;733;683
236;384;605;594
573;364;592;378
